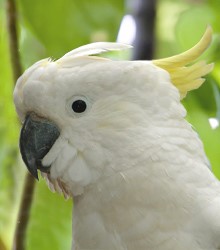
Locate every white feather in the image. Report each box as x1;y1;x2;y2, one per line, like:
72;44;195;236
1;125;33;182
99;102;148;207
58;42;132;60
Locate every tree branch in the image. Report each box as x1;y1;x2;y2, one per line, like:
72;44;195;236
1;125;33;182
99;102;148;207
131;0;157;60
6;0;36;249
12;174;36;250
0;237;7;250
6;0;22;81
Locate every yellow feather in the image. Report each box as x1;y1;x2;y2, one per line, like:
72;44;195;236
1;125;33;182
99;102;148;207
153;26;214;99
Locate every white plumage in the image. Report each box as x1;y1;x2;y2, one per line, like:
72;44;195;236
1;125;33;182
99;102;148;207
58;42;132;59
14;28;220;250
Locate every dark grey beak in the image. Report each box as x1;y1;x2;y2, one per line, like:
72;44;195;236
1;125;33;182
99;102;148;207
20;114;60;180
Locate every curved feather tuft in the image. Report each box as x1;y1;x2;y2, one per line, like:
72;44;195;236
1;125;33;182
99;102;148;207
153;26;214;99
58;42;132;60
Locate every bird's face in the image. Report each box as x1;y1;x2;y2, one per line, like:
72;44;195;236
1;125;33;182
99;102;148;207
14;56;182;197
14;29;213;197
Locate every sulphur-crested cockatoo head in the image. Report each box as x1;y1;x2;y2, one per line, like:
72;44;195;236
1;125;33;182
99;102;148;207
14;27;213;197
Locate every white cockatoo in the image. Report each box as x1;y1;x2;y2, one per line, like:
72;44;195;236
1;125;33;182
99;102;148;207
14;26;220;250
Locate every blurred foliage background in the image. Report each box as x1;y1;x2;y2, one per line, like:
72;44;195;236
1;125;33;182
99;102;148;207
0;0;220;249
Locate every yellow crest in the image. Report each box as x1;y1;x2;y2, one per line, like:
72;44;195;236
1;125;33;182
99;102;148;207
153;26;214;99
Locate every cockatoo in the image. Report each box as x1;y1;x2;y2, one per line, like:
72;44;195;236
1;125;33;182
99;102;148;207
14;26;219;250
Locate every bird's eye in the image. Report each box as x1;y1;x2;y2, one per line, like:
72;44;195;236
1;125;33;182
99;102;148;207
66;96;90;117
72;99;87;113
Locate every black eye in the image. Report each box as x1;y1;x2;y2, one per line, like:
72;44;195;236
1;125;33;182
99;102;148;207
72;100;87;113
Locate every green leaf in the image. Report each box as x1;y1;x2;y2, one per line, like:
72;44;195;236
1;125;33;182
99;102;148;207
155;0;189;58
18;0;124;59
184;92;220;179
26;180;72;250
208;0;220;33
184;79;216;116
175;5;216;52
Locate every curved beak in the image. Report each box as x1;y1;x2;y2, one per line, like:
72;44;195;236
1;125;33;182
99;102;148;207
19;114;60;180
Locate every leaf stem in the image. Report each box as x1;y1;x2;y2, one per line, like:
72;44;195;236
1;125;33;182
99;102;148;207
12;174;36;250
6;0;36;249
6;0;22;81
